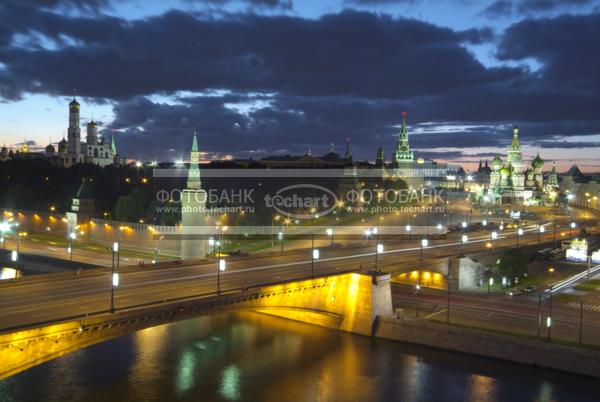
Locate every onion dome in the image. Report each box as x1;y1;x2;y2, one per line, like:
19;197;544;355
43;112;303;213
532;152;543;168
491;154;502;171
87;119;97;128
69;97;80;109
500;165;511;176
45;143;55;153
58;138;68;153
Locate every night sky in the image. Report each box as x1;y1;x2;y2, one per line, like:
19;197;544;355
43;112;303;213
1;0;600;170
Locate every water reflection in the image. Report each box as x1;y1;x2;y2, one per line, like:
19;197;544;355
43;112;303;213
0;312;597;402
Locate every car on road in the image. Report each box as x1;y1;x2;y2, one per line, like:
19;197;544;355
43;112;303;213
523;285;537;293
505;289;523;297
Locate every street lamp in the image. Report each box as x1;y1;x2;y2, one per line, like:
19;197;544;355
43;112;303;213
538;225;545;242
420;238;428;260
217;258;226;295
0;221;9;250
326;227;334;246
516;227;523;246
436;223;443;231
278;231;284;255
271;215;280;246
482;219;487;227
570;221;576;240
488;276;493;294
375;243;384;269
68;232;76;261
416;282;421;318
461;234;468;255
311;233;320;278
110;241;119;312
547;285;554;340
461;221;467;229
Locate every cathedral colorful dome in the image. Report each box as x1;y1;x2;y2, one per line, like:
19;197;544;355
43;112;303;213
491;154;502;170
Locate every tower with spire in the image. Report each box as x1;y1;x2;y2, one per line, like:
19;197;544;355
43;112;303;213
180;130;208;260
393;112;414;165
66;97;83;164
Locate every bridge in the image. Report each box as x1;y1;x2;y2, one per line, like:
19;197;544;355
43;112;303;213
0;223;585;379
0;271;393;379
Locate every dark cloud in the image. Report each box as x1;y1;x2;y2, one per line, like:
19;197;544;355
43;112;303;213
516;0;595;13
480;0;597;18
343;0;419;4
0;9;519;101
481;0;513;18
497;13;600;91
188;0;293;9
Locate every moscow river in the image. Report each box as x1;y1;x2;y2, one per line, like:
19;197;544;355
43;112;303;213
0;312;597;402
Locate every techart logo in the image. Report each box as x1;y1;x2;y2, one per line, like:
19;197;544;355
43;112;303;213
264;184;337;219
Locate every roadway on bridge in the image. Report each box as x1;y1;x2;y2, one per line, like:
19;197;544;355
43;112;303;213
0;225;576;331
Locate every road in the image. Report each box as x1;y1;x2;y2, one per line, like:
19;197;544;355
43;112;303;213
392;282;600;346
0;222;586;331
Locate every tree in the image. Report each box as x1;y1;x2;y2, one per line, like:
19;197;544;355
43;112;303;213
115;188;147;222
495;249;528;280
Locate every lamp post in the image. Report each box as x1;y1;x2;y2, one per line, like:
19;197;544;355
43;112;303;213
326;227;334;246
488;276;493;294
461;234;468;255
68;232;76;261
516;227;523;246
271;215;280;246
547;285;554;340
375;243;384;270
416;282;421;318
311;234;319;278
0;221;9;250
570;220;576;240
110;241;119;312
217;258;226;295
538;225;545;242
278;231;284;255
152;247;158;264
420;238;428;260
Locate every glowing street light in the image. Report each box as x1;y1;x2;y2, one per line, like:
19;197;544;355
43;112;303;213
217;258;227;295
436;223;443;231
539;225;545;241
482;219;487;226
416;282;422;317
68;232;76;261
491;231;498;240
375;243;384;269
461;234;468;254
461;221;467;229
420;238;428;260
516;227;523;246
110;241;120;312
326;227;334;246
